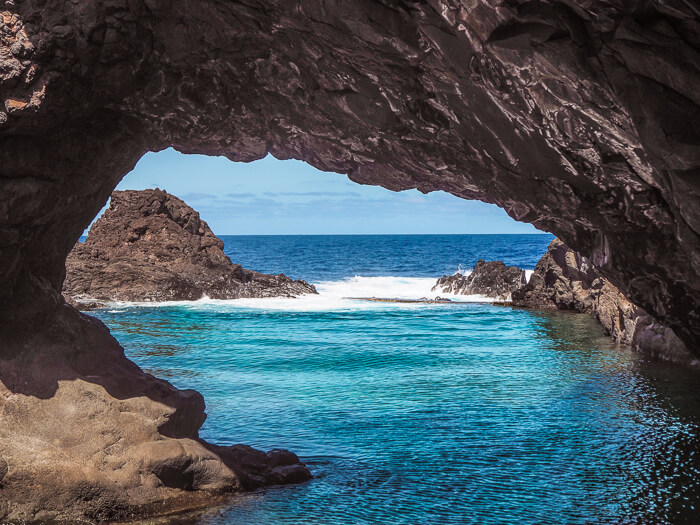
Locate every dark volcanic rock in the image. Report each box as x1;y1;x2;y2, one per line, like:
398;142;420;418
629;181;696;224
0;1;698;351
63;189;316;303
513;239;599;311
513;239;694;364
433;260;527;300
0;0;699;521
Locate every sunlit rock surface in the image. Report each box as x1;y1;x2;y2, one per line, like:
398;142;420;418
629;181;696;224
0;308;311;522
63;189;316;304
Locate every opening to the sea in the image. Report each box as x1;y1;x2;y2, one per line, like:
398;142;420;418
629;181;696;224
77;149;700;525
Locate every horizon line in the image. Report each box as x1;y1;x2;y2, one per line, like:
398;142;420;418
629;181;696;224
212;232;553;236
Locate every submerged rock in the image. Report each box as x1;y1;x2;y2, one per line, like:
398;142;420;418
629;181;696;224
433;260;527;301
63;189;316;303
513;239;694;364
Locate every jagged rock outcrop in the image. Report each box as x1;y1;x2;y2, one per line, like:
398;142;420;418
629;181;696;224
432;260;526;300
513;239;694;364
0;0;699;521
0;307;311;522
63;189;316;304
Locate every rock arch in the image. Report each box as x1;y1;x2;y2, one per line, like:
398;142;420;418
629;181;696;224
2;0;697;348
0;0;698;520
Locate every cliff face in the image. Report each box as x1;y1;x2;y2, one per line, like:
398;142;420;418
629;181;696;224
513;239;694;364
63;189;316;303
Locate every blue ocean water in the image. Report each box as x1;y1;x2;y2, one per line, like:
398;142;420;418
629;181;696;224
90;235;700;524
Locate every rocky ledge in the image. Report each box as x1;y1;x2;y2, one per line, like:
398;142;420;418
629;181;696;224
63;189;316;305
0;307;311;522
432;260;526;301
512;239;693;364
437;240;694;364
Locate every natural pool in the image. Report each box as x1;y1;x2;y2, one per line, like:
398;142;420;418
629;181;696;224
94;302;700;524
91;235;700;524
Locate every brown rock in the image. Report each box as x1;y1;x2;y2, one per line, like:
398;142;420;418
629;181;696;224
0;2;698;351
432;260;526;300
513;239;695;364
63;189;317;303
0;307;311;522
512;239;599;312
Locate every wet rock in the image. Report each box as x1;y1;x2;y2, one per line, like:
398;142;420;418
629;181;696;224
433;260;527;300
513;239;695;364
63;189;317;303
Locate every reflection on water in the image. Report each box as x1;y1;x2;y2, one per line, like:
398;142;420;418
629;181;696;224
93;303;700;524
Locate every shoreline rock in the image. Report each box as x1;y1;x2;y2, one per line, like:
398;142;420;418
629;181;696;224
0;306;311;522
432;260;526;301
432;240;695;365
63;189;317;305
512;239;695;364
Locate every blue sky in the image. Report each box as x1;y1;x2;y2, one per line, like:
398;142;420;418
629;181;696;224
105;148;542;235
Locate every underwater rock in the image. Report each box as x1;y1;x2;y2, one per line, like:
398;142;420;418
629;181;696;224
63;189;317;303
433;260;527;300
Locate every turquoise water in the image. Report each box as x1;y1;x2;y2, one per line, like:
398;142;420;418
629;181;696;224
90;235;700;524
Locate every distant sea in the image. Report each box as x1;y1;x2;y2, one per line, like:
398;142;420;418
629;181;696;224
89;234;700;524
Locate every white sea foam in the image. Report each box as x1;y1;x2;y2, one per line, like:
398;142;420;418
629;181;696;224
99;268;540;313
100;274;527;312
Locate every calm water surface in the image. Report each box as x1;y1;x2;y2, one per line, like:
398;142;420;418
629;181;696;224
91;235;700;524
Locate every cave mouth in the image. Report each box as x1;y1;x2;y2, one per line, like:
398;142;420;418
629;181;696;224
1;0;699;519
74;174;700;524
86;148;545;237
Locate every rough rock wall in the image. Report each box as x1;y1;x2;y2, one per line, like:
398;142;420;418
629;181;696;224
63;189;316;303
513;239;694;364
0;1;697;350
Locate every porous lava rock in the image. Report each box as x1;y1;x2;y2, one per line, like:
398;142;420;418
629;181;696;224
513;239;694;363
63;189;316;304
0;307;311;522
432;260;526;300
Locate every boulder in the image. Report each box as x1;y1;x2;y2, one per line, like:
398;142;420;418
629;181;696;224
0;307;311;522
433;260;527;301
63;189;316;304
